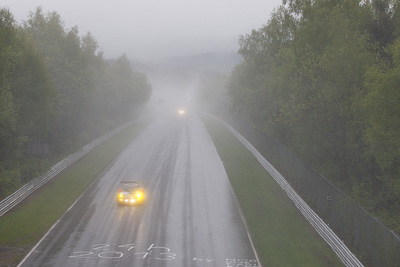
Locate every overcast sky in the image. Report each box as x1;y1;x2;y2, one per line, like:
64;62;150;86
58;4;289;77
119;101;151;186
2;0;282;62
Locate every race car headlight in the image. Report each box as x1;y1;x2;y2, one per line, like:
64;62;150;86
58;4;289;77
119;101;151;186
136;193;142;198
119;193;123;198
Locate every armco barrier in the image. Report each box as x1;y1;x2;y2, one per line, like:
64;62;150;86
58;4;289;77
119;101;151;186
217;112;400;266
0;121;135;218
215;117;364;267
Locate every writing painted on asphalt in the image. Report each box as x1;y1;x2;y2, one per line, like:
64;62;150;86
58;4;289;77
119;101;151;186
69;243;175;261
226;258;259;266
68;243;259;266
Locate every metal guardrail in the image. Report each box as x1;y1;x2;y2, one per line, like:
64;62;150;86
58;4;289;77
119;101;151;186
0;114;365;266
218;118;364;267
0;121;134;218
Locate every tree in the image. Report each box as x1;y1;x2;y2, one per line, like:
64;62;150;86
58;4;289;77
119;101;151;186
365;0;398;48
24;8;93;152
0;7;152;199
0;8;57;196
356;38;400;229
10;33;56;147
0;8;55;161
111;54;151;120
0;87;16;161
227;0;400;231
0;9;18;162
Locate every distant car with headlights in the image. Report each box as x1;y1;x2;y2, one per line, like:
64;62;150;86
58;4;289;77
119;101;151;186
117;181;145;205
178;108;185;115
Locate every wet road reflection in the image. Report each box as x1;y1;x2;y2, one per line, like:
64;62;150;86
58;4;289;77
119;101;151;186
20;113;259;267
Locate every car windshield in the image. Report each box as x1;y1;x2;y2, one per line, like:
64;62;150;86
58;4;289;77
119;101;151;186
122;183;139;191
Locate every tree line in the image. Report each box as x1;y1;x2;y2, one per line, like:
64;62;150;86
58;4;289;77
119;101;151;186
0;7;152;199
227;0;400;233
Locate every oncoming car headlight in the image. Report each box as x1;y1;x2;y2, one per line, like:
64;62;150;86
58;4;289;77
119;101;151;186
178;109;185;115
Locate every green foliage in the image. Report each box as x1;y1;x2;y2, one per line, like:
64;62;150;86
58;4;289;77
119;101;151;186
0;169;20;199
0;89;16;146
0;9;18;162
22;7;152;153
361;38;400;170
363;0;398;48
227;0;400;232
0;7;152;200
111;54;152;119
286;3;373;184
354;37;400;230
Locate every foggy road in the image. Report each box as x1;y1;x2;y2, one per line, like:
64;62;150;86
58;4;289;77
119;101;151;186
19;111;259;267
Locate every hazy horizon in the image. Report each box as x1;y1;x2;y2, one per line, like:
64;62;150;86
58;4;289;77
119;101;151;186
1;0;282;62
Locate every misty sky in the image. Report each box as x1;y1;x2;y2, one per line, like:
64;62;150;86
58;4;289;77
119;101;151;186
2;0;282;62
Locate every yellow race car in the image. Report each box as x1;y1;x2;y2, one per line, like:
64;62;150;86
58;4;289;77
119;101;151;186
117;181;145;205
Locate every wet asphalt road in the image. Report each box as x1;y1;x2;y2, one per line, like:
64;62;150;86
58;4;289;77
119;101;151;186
19;112;259;267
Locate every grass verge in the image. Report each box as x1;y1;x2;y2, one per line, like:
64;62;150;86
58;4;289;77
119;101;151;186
0;119;150;267
200;114;344;267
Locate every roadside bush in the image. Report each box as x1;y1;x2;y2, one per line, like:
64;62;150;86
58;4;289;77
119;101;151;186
0;170;20;200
